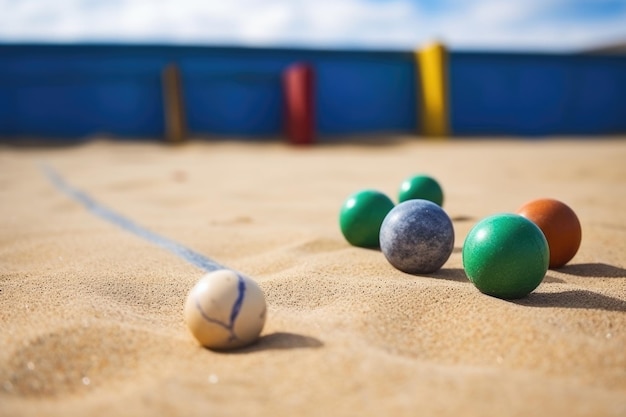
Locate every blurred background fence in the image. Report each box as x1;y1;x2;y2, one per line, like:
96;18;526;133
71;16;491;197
0;43;624;142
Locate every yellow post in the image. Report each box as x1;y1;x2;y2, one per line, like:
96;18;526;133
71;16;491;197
416;42;449;137
162;63;186;143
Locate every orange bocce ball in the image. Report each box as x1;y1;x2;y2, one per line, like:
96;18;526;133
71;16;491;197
516;198;582;269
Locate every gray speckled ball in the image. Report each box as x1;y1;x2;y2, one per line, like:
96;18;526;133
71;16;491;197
379;199;454;274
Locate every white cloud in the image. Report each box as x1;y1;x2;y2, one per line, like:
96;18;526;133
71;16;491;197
434;0;626;51
0;0;624;51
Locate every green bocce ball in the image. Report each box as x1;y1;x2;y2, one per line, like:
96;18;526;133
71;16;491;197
398;174;444;206
339;189;395;248
462;213;549;299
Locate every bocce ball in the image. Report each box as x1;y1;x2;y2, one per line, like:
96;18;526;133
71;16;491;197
184;269;267;350
339;189;395;248
379;199;454;274
516;198;582;269
462;214;549;299
398;174;444;206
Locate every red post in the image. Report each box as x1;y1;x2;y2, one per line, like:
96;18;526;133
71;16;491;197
283;63;315;145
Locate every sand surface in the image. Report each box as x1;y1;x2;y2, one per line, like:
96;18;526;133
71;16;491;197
1;137;625;416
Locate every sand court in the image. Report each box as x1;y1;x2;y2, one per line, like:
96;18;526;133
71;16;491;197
1;137;625;416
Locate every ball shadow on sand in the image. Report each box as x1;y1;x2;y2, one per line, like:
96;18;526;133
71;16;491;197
423;267;468;282
512;289;626;312
554;262;626;278
216;332;324;355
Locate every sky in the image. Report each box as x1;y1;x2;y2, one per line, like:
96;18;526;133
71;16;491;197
1;0;625;52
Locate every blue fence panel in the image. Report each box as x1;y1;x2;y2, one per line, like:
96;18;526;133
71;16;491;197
10;77;163;138
313;53;416;135
0;45;168;138
179;50;290;137
564;58;626;133
449;52;626;136
184;73;283;137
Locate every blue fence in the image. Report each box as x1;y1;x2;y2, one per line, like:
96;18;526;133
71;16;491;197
0;44;625;140
0;44;417;140
449;51;626;136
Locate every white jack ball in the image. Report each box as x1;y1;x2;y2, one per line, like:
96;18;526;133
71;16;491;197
184;269;267;350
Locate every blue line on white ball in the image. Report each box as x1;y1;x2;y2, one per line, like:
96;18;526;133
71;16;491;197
193;273;247;342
